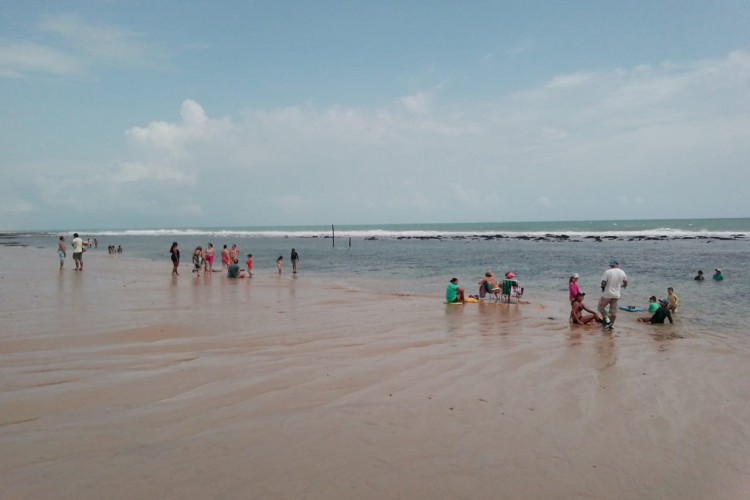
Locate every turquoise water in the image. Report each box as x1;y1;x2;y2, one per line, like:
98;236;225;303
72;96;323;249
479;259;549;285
4;218;748;334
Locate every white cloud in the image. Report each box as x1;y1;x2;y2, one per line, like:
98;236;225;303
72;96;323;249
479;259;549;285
114;161;196;183
545;72;594;90
38;14;169;68
105;50;750;223
0;41;83;77
541;127;568;140
0;15;170;79
399;91;435;114
5;49;750;228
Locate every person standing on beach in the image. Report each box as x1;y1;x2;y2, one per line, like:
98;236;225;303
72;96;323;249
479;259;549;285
57;236;67;269
229;244;239;265
446;277;465;303
71;233;86;271
598;259;627;330
221;245;230;271
246;254;253;277
204;243;215;275
569;273;581;303
291;248;299;273
192;246;204;275
170;242;180;276
276;255;283;274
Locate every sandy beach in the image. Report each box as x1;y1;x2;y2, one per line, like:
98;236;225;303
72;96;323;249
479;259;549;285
1;245;749;499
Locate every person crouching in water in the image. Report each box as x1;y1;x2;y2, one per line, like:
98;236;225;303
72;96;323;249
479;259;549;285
570;292;601;325
638;299;674;325
446;277;465;303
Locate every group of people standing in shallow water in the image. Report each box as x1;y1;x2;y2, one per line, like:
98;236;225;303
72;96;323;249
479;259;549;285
169;242;300;278
446;258;725;331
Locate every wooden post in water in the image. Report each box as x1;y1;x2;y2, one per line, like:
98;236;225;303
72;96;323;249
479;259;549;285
332;224;335;247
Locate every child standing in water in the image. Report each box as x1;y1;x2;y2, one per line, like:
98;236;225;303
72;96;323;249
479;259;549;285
246;254;253;277
58;236;66;270
276;256;283;274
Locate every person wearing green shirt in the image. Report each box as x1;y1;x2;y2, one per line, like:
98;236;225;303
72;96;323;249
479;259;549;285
446;277;465;303
713;268;724;281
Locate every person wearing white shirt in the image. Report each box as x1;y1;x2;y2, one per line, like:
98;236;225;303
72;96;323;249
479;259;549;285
71;233;87;271
598;259;627;330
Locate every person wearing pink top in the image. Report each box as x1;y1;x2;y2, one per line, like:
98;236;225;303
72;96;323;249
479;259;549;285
569;273;580;303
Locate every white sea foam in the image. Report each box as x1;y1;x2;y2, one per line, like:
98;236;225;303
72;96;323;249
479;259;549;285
82;227;746;240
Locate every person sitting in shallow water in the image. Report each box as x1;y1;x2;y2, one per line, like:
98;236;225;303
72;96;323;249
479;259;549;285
446;277;465;303
570;292;600;325
638;299;673;324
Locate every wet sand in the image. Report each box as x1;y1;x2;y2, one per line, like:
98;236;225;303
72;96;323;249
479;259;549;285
1;246;749;499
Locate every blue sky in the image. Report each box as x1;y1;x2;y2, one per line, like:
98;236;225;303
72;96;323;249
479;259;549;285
1;0;749;230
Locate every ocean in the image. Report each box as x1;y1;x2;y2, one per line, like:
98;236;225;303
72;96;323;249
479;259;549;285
3;218;748;335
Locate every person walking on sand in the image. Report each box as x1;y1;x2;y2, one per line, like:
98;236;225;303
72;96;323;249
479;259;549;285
221;245;230;271
170;242;180;276
446;277;465;304
570;292;600;325
276;255;283;274
58;236;66;270
291;248;300;273
598;259;627;330
71;233;87;270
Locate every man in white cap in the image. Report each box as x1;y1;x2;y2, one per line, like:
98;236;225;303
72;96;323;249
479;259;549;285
598;259;627;330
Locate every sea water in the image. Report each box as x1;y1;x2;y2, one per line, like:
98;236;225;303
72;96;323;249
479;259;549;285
4;218;748;335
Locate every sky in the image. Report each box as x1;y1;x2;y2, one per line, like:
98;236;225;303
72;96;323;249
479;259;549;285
1;0;749;230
